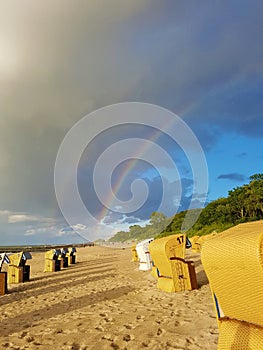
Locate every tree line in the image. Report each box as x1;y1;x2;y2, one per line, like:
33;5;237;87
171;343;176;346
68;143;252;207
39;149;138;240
108;174;263;242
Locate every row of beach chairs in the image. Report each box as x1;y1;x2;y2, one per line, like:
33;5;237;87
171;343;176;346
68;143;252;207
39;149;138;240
132;221;263;349
0;247;77;295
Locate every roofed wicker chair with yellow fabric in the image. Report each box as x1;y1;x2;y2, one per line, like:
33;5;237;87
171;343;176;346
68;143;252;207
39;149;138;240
131;244;139;262
149;233;197;293
189;235;200;252
201;221;263;350
191;233;217;253
8;251;32;283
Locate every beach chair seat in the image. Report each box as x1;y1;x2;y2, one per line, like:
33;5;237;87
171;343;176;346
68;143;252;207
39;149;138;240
201;221;263;349
149;234;197;292
136;238;154;271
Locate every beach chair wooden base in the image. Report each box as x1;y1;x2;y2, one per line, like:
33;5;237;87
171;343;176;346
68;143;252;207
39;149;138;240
0;272;7;295
23;265;30;282
156;259;197;293
64;257;68;268
45;259;61;272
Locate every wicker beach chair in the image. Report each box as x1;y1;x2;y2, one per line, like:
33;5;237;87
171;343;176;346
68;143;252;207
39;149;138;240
201;221;263;349
7;251;32;283
66;247;77;264
44;249;61;272
131;244;139;262
136;238;154;271
149;233;197;293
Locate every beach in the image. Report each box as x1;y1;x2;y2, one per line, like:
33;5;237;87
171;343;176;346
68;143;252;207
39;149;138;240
0;246;218;350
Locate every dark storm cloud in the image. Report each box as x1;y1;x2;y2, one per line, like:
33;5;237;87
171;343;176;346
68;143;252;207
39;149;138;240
0;1;262;242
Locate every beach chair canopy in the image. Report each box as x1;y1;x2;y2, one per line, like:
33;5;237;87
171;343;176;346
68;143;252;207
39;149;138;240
22;252;32;260
136;238;153;255
61;247;69;254
0;253;10;270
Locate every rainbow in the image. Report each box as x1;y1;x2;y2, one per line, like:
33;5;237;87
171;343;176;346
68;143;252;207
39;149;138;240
97;126;163;222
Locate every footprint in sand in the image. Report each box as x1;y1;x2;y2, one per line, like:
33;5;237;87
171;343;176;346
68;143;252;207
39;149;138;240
25;335;35;343
123;334;134;342
67;341;81;350
156;327;164;336
52;328;64;334
110;342;120;350
123;323;134;330
18;331;28;339
102;334;114;341
136;314;145;321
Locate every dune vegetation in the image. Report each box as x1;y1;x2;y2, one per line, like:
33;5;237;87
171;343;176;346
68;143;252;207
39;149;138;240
109;174;263;242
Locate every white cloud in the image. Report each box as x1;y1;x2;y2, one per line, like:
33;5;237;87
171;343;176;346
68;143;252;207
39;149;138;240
25;229;36;236
0;210;12;216
8;214;39;223
8;213;54;224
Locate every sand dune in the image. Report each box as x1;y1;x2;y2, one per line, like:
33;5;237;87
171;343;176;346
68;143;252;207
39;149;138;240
0;246;218;350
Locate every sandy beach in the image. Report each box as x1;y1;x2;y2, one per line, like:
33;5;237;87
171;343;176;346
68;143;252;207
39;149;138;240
0;246;218;350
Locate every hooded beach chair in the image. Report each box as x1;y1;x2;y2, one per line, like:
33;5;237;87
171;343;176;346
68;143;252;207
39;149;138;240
44;249;61;272
131;244;139;262
136;238;154;271
59;247;69;268
149;233;197;292
66;247;77;264
7;251;32;283
201;221;263;349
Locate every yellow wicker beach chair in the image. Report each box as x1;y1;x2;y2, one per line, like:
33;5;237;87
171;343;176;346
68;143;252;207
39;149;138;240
189;235;199;245
44;249;61;272
149;233;197;292
131;244;139;262
192;233;217;253
190;235;201;252
66;247;77;264
201;221;263;349
8;251;32;283
59;248;69;268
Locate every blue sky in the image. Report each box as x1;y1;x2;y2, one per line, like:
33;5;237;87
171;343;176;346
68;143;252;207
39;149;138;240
0;1;262;244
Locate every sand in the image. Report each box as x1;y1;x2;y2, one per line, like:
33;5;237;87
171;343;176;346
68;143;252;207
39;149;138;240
0;246;218;350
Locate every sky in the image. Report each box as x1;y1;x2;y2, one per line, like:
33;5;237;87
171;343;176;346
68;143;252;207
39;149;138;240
0;0;263;245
